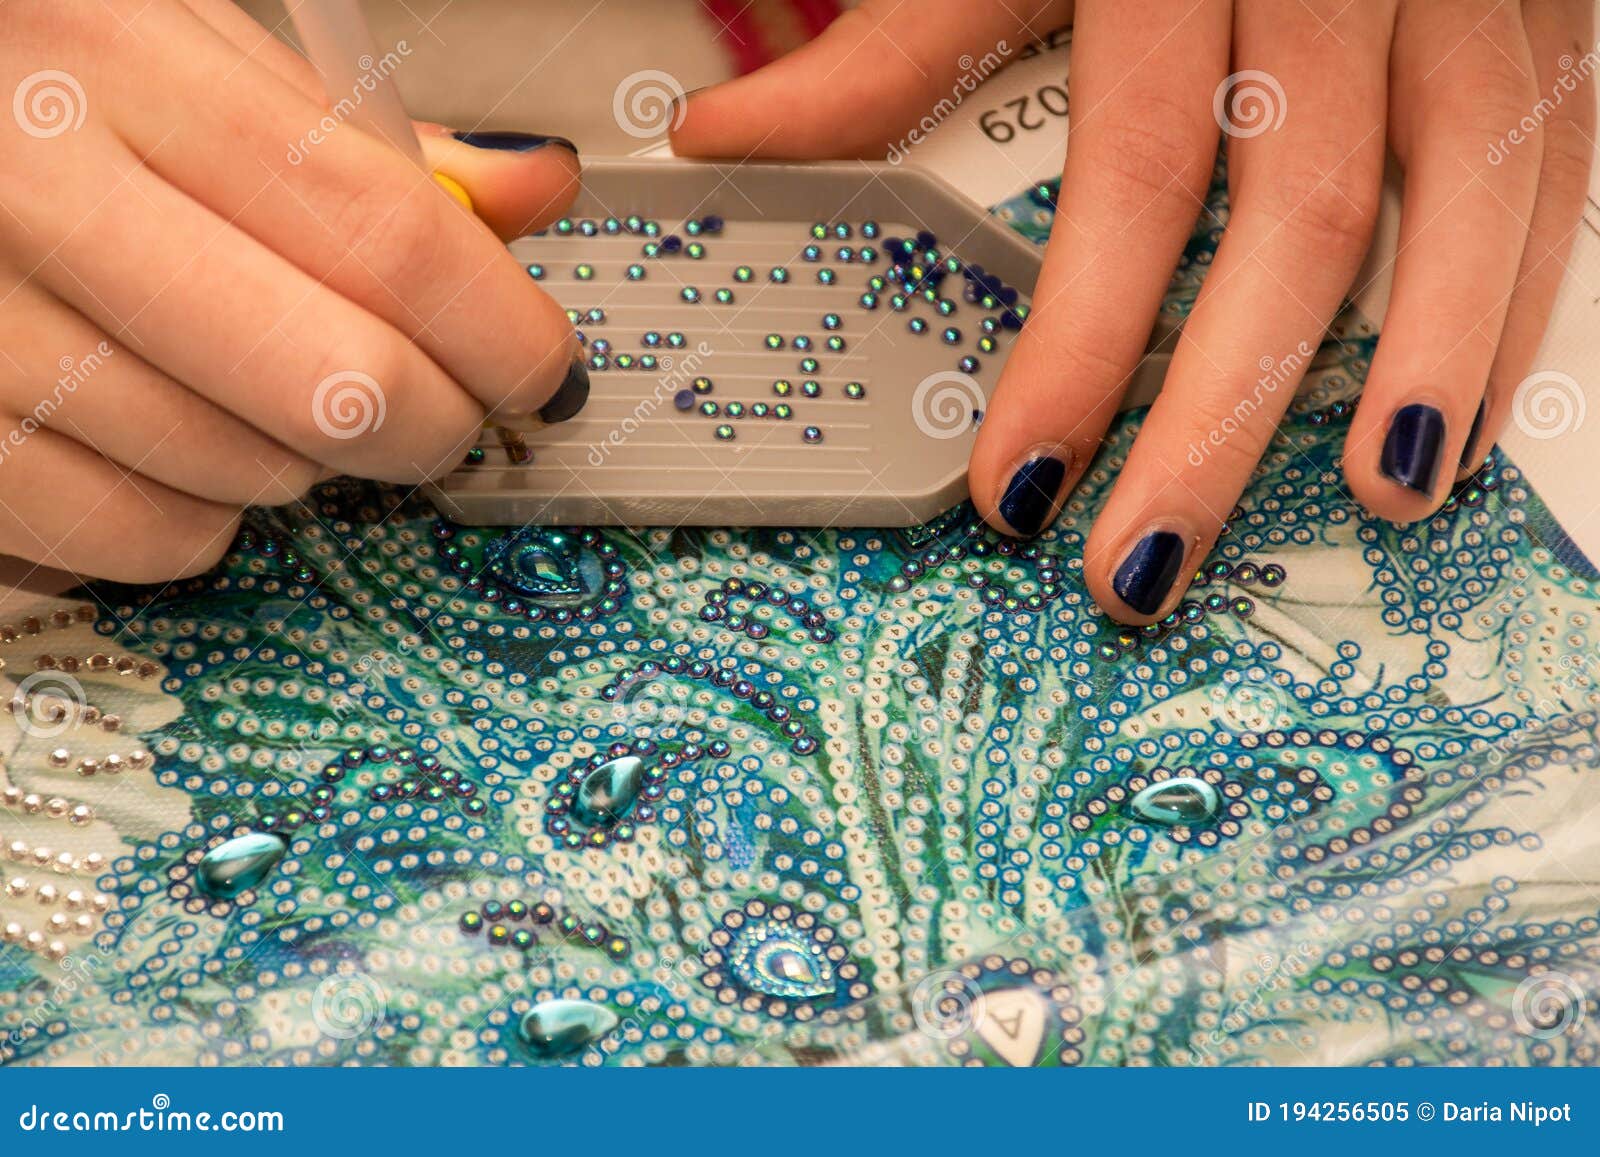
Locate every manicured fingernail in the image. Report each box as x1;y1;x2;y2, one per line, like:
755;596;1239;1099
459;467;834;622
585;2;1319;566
432;172;473;210
452;131;579;155
1459;400;1486;469
1112;530;1187;616
996;454;1068;537
538;359;590;424
1379;403;1446;494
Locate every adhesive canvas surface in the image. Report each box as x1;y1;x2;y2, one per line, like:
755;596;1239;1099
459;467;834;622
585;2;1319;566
2;163;1598;1068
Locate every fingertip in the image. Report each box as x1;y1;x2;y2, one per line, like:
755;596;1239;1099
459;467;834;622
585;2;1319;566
1085;524;1199;626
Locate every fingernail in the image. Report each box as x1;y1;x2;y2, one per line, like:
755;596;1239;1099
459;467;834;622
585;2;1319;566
668;87;707;128
1379;403;1446;494
1112;530;1187;616
452;131;579;155
538;359;590;424
1459;399;1486;469
996;454;1068;537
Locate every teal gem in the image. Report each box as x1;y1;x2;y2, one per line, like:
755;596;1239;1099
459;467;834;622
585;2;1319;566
729;922;835;1000
195;832;287;899
484;528;585;598
518;999;619;1059
571;756;644;828
1130;777;1220;825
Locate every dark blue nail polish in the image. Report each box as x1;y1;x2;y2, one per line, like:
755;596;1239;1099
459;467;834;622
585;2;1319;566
539;359;589;424
1460;400;1486;469
1112;531;1186;616
997;455;1067;537
1380;403;1446;494
452;131;578;155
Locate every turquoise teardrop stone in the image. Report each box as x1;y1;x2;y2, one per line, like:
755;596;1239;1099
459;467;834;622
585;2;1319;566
196;832;288;899
572;756;644;828
1130;777;1220;825
485;528;585;597
518;999;619;1059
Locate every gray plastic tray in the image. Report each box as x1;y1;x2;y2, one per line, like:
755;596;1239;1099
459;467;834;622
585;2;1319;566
425;158;1175;527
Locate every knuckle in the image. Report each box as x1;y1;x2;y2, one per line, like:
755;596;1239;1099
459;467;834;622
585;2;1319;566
1252;158;1380;256
1085;93;1215;207
1538;116;1596;196
290;336;407;448
329;178;449;289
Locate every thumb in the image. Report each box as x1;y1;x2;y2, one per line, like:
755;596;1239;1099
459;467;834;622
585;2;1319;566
419;125;582;240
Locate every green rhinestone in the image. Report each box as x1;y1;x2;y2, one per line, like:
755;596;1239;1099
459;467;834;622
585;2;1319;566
715;287;735;303
765;334;784;350
827;336;845;351
773;403;792;419
681;287;701;302
575;264;594;280
699;401;719;416
818;269;835;285
686;242;705;259
642;241;660;257
772;379;793;396
769;267;789;283
844;382;865;399
800;357;819;373
715;424;735;441
734;265;753;282
525;263;544;279
801;381;821;398
693;376;714;394
626;264;646;280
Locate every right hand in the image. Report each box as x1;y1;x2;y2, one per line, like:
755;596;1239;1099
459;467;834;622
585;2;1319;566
0;0;583;583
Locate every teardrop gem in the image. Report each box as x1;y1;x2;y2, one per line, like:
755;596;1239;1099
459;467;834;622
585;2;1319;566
571;756;644;828
1129;777;1220;826
729;922;835;1000
518;999;618;1059
484;528;586;597
196;832;288;899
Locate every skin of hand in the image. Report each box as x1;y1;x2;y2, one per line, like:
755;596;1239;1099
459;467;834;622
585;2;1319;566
0;0;583;584
671;0;1597;625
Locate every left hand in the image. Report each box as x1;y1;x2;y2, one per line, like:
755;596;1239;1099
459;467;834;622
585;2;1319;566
670;0;1596;624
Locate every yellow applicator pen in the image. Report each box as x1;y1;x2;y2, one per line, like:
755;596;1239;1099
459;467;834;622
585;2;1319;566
287;0;530;462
